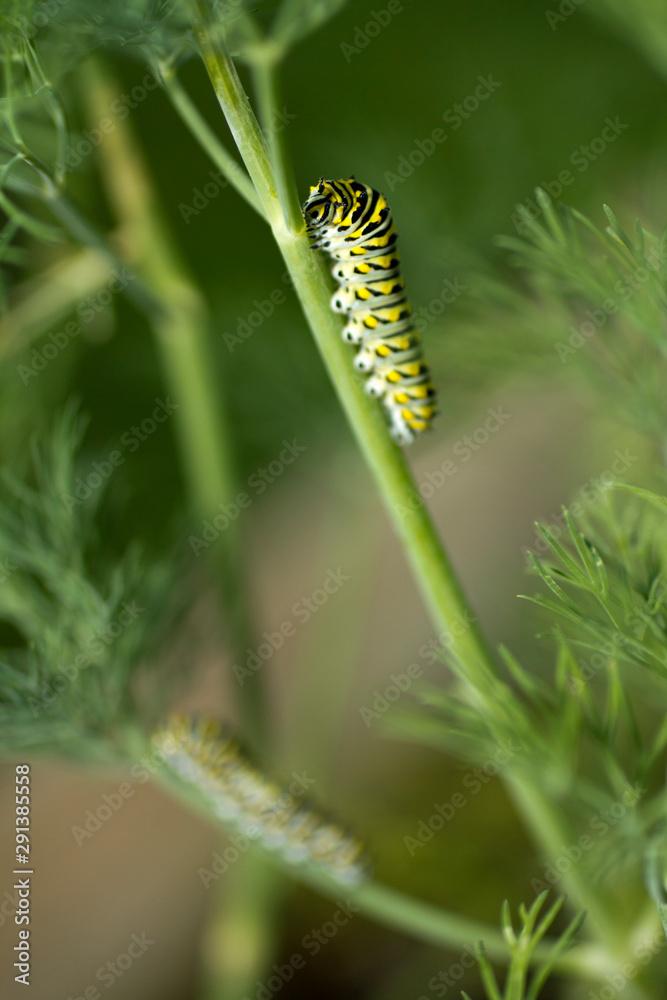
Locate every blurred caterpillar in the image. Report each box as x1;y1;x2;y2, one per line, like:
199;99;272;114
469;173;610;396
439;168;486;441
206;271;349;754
303;176;438;445
152;715;370;885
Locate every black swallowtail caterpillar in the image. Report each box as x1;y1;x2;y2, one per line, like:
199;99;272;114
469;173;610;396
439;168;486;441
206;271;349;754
152;715;370;885
303;177;438;445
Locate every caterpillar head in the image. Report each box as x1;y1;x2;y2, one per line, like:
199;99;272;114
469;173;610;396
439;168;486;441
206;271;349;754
302;178;353;229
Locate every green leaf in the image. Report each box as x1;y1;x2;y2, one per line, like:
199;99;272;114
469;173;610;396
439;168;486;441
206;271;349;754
476;941;503;1000
612;483;667;511
603;203;633;252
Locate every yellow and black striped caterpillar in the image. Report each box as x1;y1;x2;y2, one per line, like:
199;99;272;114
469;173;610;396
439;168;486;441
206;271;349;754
152;715;370;885
303;177;438;445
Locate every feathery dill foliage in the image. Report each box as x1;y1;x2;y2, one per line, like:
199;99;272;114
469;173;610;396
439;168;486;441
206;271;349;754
388;196;667;933
451;192;667;425
0;408;178;759
0;0;346;283
499;192;667;440
462;894;585;1000
3;0;667;992
0;13;65;300
391;466;667;913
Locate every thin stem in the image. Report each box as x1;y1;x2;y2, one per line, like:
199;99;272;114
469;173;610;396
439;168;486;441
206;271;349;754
0;246;111;359
178;7;667;976
156;63;266;220
190;6;497;688
251;55;303;233
184;9;641;960
201;854;287;1000
80;56;267;750
304;878;653;1000
275;233;496;683
192;2;281;227
40;183;164;321
148;755;610;982
504;775;622;949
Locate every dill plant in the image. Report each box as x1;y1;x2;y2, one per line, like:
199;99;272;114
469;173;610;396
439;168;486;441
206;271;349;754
2;2;667;998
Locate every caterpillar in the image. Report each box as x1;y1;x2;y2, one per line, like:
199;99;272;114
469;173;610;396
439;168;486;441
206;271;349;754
152;715;370;885
303;176;438;445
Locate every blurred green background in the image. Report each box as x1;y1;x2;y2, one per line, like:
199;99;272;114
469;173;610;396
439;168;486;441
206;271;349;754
1;0;667;997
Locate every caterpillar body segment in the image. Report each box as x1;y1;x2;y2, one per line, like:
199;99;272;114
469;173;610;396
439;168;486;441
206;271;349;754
152;715;370;885
303;176;438;444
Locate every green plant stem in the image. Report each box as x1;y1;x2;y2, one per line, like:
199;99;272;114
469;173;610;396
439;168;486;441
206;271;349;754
40;182;164;321
192;5;282;227
156;64;265;220
86;57;277;999
149;755;610;982
308;874;605;977
81;57;267;750
192;0;494;694
504;776;622;949
250;55;303;233
276;237;497;677
201;854;287;1000
183;7;645;962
